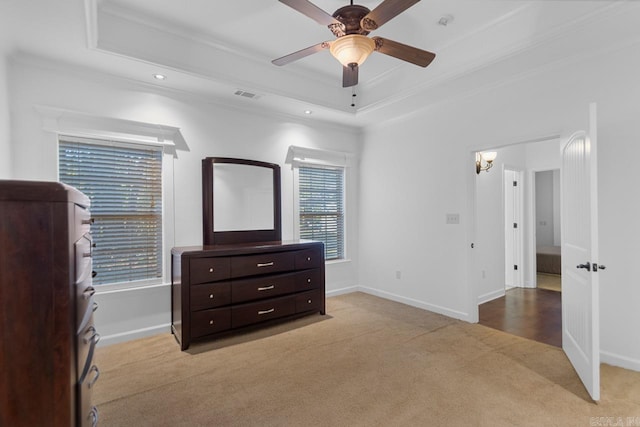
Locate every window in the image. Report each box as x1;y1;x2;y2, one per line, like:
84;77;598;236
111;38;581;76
298;165;345;260
59;137;163;286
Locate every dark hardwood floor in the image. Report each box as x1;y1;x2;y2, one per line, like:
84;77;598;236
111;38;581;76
479;287;562;348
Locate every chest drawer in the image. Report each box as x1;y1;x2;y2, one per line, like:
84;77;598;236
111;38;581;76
293;268;323;292
232;273;295;304
191;281;231;311
191;307;232;338
231;296;295;328
294;247;324;269
295;290;323;314
231;251;295;278
75;234;92;284
190;257;231;284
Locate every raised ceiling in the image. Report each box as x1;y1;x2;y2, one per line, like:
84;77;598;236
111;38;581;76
1;0;638;127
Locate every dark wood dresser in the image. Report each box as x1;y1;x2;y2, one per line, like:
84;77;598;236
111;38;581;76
0;180;99;426
172;240;325;350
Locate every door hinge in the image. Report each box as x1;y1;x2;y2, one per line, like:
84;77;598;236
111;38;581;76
514;265;518;270
513;223;518;229
513;181;518;187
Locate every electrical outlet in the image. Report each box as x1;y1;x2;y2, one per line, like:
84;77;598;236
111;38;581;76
446;213;460;224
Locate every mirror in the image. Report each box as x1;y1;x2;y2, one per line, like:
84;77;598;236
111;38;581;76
202;157;281;245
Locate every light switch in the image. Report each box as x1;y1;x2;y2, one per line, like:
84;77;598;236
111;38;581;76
446;213;460;224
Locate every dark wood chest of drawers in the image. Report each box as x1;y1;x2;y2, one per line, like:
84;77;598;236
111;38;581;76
171;241;325;350
0;180;99;426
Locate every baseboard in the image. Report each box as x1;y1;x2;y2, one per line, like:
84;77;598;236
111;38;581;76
97;323;171;347
601;350;640;372
358;286;471;322
477;288;506;305
326;285;359;297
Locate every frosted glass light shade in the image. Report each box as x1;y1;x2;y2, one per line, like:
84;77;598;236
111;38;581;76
482;151;497;162
330;35;376;67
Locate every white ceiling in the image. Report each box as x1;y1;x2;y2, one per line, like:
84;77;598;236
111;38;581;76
1;0;638;128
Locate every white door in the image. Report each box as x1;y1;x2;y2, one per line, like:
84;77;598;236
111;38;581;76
504;169;523;288
561;103;601;401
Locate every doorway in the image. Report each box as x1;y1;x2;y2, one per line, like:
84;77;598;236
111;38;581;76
474;139;563;348
534;169;562;292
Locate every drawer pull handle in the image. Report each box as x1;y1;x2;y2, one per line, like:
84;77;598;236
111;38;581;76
83;252;92;258
209;268;214;273
82;218;95;225
307;257;311;261
307;278;311;283
83;326;101;345
92;301;99;312
258;308;275;315
209;320;214;325
308;299;312;304
89;406;99;427
87;365;100;388
257;262;274;268
83;286;96;299
209;294;214;299
258;285;275;291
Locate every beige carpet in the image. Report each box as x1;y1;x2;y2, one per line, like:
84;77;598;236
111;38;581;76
538;273;562;292
95;293;639;426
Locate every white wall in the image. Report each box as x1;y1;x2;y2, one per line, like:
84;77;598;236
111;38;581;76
535;170;554;247
0;52;10;178
476;144;527;302
359;42;640;370
7;58;361;345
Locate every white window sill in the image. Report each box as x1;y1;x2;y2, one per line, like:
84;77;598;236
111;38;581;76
326;258;352;266
94;280;168;295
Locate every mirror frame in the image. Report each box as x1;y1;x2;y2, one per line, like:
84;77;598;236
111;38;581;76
202;157;281;245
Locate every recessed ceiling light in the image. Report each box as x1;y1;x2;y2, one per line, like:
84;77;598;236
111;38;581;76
153;73;167;81
304;110;313;115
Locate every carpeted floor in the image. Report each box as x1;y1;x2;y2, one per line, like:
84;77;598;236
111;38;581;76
537;273;562;292
94;293;640;426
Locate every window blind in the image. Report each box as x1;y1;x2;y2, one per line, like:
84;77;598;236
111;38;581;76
299;166;344;260
59;138;163;286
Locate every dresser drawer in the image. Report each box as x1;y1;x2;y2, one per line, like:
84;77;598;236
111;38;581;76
191;307;231;338
76;204;92;236
295;290;323;314
230;251;295;278
190;257;231;284
78;365;100;427
191;281;231;311
76;283;96;330
231;296;295;328
293;268;323;292
74;234;92;284
232;274;295;303
294;247;324;269
77;321;99;381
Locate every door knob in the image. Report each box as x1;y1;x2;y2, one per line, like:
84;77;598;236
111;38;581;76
576;262;591;270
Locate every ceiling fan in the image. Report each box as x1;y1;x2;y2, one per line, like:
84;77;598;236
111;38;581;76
272;0;436;88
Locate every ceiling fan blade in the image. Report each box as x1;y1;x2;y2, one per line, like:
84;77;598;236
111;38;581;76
272;42;331;66
279;0;341;26
361;0;420;31
343;64;359;88
373;37;435;67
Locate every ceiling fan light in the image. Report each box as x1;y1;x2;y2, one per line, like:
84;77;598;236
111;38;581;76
330;35;375;67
